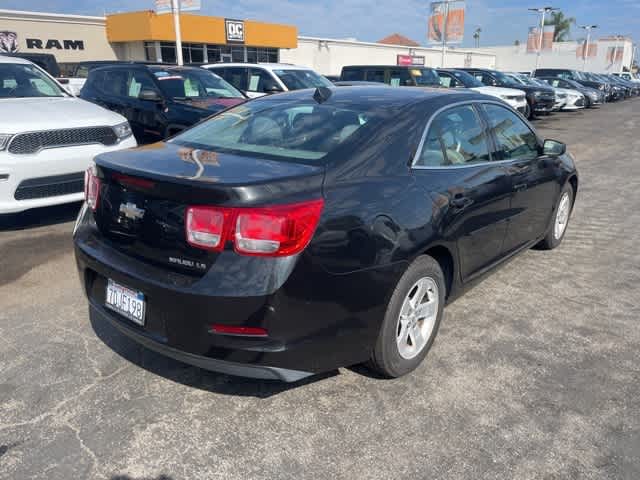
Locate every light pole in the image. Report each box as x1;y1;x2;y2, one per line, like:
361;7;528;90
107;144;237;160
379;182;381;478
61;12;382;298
580;25;598;71
440;0;450;67
529;7;558;72
171;0;184;66
473;28;481;48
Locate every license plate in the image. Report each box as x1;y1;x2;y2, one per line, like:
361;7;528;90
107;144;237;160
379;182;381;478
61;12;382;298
105;279;146;326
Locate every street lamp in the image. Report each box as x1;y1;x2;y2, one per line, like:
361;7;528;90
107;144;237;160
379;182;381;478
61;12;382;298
580;25;598;71
473;28;482;48
529;6;558;72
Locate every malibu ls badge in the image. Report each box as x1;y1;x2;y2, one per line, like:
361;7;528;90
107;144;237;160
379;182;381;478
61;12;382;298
119;202;145;221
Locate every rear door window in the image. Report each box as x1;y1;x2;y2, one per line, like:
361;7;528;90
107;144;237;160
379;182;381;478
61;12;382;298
341;68;364;81
103;69;129;97
220;67;248;91
127;71;158;98
365;69;386;83
248;68;279;93
416;105;491;167
389;69;412;87
483;104;539;161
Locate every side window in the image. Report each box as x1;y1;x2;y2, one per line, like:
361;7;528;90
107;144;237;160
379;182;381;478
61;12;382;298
365;69;385;83
389;69;412;87
483;104;539;161
127;71;157;98
481;73;497;86
438;73;458;88
248;68;279;93
341;69;363;81
220;67;248;91
416;105;491;167
75;65;90;79
103;69;129;97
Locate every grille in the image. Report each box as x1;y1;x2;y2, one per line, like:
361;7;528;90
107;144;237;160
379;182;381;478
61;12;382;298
8;127;118;154
14;172;84;200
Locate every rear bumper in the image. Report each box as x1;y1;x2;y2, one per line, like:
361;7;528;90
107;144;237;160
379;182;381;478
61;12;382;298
89;303;311;382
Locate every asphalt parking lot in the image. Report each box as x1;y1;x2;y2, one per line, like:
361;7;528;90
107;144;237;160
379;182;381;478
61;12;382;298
1;99;639;480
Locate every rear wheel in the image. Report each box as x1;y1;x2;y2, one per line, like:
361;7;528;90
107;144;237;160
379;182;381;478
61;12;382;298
537;184;574;250
368;255;445;378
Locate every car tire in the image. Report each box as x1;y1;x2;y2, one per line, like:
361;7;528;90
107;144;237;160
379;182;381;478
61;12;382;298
525;102;533;120
537;183;574;250
368;255;446;378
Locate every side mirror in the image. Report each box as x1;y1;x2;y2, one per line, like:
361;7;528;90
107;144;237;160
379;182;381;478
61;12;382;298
264;84;283;94
542;139;566;157
139;89;163;102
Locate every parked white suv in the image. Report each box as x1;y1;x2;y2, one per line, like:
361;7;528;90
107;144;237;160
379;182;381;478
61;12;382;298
201;63;333;98
0;56;137;214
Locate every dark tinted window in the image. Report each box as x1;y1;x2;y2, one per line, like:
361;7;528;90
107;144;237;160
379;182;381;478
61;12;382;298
273;69;333;90
365;69;386;83
410;68;440;86
219;67;248;91
438;72;462;88
389;69;412;87
103;69;130;97
416;105;491;167
127;71;158;98
341;68;364;81
483;104;539;161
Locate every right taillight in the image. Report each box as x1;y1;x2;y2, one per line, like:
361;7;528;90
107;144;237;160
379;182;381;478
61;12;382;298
84;166;101;211
184;199;324;257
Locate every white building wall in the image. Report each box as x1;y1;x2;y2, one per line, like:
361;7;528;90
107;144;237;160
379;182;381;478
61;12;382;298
468;39;634;73
280;36;496;75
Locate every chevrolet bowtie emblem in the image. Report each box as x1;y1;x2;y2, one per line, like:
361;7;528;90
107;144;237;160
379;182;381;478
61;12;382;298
119;202;145;220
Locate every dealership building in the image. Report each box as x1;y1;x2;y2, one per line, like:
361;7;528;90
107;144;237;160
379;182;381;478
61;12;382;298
0;8;634;77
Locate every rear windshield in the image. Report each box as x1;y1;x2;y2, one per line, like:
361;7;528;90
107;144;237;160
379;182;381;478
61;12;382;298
170;98;380;162
151;68;243;99
273;69;333;90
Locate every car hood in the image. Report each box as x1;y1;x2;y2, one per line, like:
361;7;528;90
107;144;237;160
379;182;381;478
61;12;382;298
471;86;526;97
0;97;126;134
555;88;582;96
172;97;245;113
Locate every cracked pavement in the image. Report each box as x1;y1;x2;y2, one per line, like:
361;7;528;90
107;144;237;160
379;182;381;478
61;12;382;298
1;99;639;479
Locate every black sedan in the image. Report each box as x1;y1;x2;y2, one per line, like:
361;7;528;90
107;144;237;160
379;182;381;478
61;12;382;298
74;86;578;382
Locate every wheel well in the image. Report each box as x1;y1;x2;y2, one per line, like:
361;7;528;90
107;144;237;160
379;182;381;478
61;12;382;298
568;175;578;197
424;246;454;299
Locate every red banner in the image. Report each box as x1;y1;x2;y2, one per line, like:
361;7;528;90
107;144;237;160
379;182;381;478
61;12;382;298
428;1;465;44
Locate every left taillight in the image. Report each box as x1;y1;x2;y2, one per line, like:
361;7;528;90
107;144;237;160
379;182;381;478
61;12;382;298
184;199;324;257
84;166;101;211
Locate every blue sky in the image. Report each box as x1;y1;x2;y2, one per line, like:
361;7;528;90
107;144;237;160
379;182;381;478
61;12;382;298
5;0;640;49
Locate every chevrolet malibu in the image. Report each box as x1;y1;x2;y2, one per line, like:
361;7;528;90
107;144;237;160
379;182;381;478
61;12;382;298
74;86;578;382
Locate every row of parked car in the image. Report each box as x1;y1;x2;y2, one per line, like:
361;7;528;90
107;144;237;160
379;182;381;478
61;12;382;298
1;53;638;216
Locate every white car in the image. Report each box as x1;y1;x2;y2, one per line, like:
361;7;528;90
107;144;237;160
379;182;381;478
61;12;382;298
436;69;528;116
0;56;137;214
507;72;585;111
201;63;333;98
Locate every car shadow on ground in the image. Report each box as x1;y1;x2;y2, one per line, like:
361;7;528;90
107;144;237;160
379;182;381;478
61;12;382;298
89;309;339;398
111;476;175;480
0;202;82;231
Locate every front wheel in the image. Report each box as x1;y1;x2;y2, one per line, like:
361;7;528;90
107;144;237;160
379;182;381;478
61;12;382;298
537;184;574;250
368;255;446;378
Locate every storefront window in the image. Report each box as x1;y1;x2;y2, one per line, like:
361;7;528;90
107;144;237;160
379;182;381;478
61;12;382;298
160;42;177;64
144;41;158;62
190;44;205;63
146;42;279;65
207;46;221;63
231;47;245;62
246;48;258;63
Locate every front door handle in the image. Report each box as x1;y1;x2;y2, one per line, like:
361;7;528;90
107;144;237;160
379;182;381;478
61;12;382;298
451;194;473;210
514;183;528;191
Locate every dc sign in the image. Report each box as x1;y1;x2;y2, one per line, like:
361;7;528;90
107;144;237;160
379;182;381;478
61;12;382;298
225;19;245;43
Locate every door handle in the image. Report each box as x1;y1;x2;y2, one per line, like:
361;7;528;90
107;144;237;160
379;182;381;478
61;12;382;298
514;183;528;191
508;164;532;175
450;194;473;210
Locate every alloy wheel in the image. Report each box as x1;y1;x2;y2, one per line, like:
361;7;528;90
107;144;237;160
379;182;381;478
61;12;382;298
396;277;439;360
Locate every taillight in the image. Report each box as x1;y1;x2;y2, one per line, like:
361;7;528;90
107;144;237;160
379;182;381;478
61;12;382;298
184;199;324;257
235;200;324;256
185;206;232;251
84;166;100;211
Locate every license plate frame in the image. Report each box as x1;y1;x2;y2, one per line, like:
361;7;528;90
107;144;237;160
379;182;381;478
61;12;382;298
105;279;146;326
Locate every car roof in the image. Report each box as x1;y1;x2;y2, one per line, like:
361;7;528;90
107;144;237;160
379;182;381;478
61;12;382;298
90;63;202;72
0;55;33;65
202;63;313;71
342;65;434;69
254;85;485;107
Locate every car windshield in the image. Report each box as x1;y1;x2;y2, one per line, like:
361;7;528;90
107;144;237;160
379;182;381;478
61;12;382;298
0;63;65;98
450;70;484;88
492;70;521;87
273;69;333;90
411;68;441;86
151;68;243;99
171;98;380;162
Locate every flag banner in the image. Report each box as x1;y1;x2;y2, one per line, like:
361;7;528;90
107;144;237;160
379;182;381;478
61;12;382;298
527;25;554;53
156;0;201;14
606;46;624;64
428;1;465;44
576;42;598;59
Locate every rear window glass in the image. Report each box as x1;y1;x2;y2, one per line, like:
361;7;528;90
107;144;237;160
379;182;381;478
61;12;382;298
171;99;379;162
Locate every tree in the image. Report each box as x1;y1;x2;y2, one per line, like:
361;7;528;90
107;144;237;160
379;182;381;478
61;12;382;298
545;11;576;42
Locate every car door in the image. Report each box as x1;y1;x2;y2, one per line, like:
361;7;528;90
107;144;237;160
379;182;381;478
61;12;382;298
125;70;165;143
95;68;130;117
413;103;512;281
481;103;559;254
